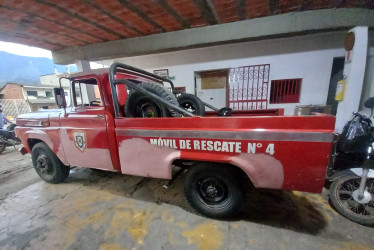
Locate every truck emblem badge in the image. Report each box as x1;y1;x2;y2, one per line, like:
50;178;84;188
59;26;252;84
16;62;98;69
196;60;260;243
74;131;86;151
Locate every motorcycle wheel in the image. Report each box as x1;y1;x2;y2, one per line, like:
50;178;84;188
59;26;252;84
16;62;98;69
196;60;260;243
0;143;5;154
330;174;374;226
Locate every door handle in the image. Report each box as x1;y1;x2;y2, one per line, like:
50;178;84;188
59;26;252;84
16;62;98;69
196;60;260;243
97;115;105;119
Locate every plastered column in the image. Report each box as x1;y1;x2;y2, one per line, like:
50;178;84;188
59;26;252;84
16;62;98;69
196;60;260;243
75;60;91;72
335;26;368;132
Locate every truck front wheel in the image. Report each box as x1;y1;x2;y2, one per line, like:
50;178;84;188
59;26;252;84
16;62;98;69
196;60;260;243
184;163;244;219
31;142;70;184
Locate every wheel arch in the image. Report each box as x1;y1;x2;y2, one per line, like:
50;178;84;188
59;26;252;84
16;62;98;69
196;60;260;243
173;157;252;186
24;130;68;165
27;138;44;151
178;151;284;189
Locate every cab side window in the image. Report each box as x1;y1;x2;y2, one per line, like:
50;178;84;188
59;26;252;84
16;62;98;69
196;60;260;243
73;79;102;107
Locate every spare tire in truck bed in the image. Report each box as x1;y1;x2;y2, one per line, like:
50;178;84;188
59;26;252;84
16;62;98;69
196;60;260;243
177;93;205;116
124;82;179;117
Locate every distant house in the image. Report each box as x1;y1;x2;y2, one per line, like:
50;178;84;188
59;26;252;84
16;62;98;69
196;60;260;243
0;83;32;118
40;72;70;100
23;85;59;111
0;82;25;99
0;81;69;111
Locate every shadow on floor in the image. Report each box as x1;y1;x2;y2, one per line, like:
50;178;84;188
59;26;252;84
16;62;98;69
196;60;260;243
65;167;328;235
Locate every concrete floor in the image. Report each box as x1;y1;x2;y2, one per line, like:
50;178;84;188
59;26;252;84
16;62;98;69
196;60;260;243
0;146;373;250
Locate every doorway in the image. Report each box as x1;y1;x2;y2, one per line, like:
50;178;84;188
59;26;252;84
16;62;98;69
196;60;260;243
195;69;229;110
326;57;345;115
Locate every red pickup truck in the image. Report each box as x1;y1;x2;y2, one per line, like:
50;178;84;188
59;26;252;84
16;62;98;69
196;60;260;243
15;63;335;219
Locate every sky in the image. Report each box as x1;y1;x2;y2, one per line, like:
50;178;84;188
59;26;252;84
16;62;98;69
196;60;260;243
0;41;105;69
0;41;52;58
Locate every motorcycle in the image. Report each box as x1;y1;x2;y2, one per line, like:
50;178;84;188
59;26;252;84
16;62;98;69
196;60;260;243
0;123;21;154
327;97;374;226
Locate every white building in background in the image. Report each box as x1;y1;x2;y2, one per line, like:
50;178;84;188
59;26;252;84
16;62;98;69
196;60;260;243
39;72;70;106
101;29;374;131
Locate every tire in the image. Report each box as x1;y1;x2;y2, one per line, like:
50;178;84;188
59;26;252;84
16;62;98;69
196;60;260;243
125;82;179;117
184;163;244;219
0;143;5;154
329;174;374;226
31;142;70;184
177;94;205;116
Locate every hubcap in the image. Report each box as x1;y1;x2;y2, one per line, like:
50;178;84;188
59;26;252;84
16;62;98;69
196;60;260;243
138;99;162;118
352;189;372;204
198;176;228;204
337;177;374;216
140;104;158;117
180;101;196;115
36;154;52;175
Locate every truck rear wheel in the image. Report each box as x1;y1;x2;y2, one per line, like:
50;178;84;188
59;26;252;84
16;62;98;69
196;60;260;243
125;82;179;117
184;163;244;219
31;142;70;184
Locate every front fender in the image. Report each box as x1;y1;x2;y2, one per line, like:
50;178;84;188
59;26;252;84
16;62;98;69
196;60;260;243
329;168;374;181
16;127;68;165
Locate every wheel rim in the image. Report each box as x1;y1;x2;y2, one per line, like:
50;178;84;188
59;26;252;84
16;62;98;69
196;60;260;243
180;101;197;115
335;177;374;217
35;153;54;178
197;176;228;204
136;99;163;117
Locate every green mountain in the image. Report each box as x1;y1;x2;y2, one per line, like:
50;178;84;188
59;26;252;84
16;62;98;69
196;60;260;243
0;51;77;86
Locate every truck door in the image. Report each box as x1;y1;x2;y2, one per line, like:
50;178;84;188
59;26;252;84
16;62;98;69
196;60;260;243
60;78;115;171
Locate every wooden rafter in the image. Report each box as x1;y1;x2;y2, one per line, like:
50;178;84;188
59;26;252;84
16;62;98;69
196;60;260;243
158;0;190;29
80;0;145;36
334;0;345;8
0;5;105;43
117;0;167;32
0;19;83;47
192;0;219;25
33;0;126;38
269;0;280;15
237;0;247;20
299;0;313;11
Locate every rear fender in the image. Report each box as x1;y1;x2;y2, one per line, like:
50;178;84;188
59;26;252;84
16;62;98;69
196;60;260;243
181;151;284;189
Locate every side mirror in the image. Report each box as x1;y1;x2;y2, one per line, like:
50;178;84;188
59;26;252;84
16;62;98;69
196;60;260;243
364;97;374;109
54;88;66;108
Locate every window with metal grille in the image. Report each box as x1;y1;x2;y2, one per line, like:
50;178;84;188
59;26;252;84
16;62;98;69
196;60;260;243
269;78;302;104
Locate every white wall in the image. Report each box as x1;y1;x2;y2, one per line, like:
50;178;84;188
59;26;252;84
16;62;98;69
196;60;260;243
23;86;54;100
104;31;347;115
40;74;70;87
360;32;374;110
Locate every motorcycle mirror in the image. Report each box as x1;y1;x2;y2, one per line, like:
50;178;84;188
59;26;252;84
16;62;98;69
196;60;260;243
364;97;374;109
